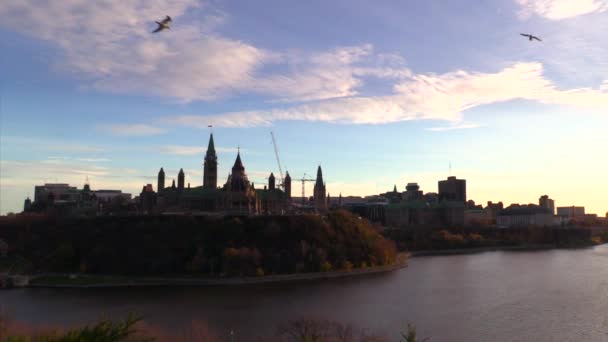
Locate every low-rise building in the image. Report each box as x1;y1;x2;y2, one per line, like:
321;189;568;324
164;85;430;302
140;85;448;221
497;204;554;228
557;206;585;220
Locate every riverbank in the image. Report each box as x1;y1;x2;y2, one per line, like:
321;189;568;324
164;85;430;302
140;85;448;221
410;243;597;257
25;253;408;288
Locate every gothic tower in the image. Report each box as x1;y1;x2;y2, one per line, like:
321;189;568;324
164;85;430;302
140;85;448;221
313;165;327;212
178;168;185;190
268;172;275;190
203;134;218;189
157;167;165;192
229;150;249;192
284;171;292;199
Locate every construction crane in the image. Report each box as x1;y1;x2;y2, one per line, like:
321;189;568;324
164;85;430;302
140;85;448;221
270;131;284;189
299;172;316;205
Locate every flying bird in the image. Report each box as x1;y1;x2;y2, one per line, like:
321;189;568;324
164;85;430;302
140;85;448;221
520;33;542;42
152;16;172;33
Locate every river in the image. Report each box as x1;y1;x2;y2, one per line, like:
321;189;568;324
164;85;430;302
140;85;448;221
2;245;608;341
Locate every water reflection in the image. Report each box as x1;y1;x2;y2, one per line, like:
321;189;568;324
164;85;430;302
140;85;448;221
2;245;608;341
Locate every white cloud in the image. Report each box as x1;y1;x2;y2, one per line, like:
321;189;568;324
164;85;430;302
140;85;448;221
164;62;608;127
1;136;105;153
0;0;273;102
426;122;482;132
517;0;608;20
0;1;410;103
99;124;167;136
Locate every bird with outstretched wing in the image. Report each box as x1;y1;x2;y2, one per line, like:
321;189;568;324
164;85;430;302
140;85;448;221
152;15;172;33
520;33;542;42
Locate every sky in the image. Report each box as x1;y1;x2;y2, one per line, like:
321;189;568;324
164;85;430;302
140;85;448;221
1;0;608;215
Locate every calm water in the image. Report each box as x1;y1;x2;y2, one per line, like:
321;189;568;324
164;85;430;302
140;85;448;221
3;245;608;341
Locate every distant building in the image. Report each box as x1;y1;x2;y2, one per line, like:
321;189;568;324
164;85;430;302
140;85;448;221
23;197;32;212
497;204;554;227
485;201;504;222
34;183;79;203
557;206;585;219
438;176;466;203
539;195;555;215
313;166;327;213
386;200;464;227
149;134;291;216
464;209;491;226
466;200;483;210
27;182;130;216
404;183;423;201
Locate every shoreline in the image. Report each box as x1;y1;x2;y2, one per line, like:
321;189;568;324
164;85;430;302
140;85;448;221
409;243;596;257
24;254;409;289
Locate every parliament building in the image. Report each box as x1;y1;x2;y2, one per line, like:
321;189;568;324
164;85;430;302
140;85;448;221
139;133;296;215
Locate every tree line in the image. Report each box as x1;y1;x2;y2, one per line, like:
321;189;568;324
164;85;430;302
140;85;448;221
0;210;397;277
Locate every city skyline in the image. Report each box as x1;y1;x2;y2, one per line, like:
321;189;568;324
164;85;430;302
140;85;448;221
2;0;608;215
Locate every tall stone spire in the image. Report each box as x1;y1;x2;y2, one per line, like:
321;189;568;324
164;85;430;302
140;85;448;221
178;168;185;190
284;171;292;199
203;133;218;189
229;150;249;192
314;165;327;212
157;167;165;193
269;172;275;190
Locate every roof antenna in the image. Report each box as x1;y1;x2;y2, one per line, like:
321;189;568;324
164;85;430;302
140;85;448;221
449;161;452;176
208;124;213;134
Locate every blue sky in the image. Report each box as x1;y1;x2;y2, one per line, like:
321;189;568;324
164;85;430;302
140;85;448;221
1;0;608;215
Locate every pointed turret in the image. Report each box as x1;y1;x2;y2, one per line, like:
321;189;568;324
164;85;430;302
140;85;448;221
269;172;276;190
157;167;165;192
314;165;327;212
203;134;218;189
232;150;244;172
228;150;249;192
171;179;176;189
178;168;185;190
393;184;397;193
284;171;292;199
207;133;216;154
315;165;323;187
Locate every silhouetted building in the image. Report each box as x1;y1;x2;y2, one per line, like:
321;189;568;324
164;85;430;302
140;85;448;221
557;206;585;219
34;183;79;203
466;200;483;210
405;183;423;200
149;133;291;215
284;171;292;199
178;168;185;190
497;204;553;227
438;176;466;203
313;165;327;212
485;201;504;221
539;195;555;215
157;168;165;192
139;184;157;213
203;134;218;189
23;197;32;212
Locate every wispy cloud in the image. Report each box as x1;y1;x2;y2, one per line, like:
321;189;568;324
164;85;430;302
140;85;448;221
48;156;111;162
516;0;608;20
2;136;105;153
0;2;411;103
99;124;167;136
426;122;482;132
162;62;608;127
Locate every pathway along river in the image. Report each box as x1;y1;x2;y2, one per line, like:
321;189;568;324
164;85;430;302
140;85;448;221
3;245;608;341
